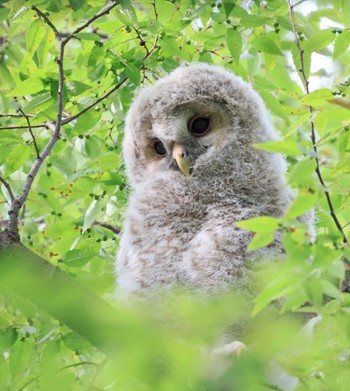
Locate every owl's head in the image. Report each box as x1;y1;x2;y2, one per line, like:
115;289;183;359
123;64;277;185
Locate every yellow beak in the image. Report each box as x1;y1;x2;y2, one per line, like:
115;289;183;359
172;143;191;176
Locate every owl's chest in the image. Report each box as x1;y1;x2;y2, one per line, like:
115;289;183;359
131;187;207;240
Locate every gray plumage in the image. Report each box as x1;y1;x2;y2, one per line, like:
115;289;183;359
116;63;290;298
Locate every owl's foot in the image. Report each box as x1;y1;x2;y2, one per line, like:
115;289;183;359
205;340;247;378
210;340;247;358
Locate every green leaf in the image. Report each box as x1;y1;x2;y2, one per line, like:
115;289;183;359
83;199;104;232
240;15;270;27
7;77;45;97
338;128;350;155
23;92;51;113
288;158;317;186
253;140;301;156
253;280;293;315
162;36;182;56
63;249;94;267
247;231;275;251
334;31;350;60
251;36;283;56
36;26;55;67
74;110;100;134
299;88;334;106
0;327;18;351
227;28;242;61
236;216;279;232
69;0;87;11
259;91;289;121
343;0;350;27
321;280;342;299
306;28;335;52
83;135;101;159
26;18;46;55
6;145;31;174
8;0;26;16
223;1;235;17
63;332;90;351
285;190;318;219
327;260;345;280
124;62;141;85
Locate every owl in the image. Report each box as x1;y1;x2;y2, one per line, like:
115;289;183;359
116;63;291;299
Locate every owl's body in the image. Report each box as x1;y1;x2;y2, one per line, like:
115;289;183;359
117;64;290;297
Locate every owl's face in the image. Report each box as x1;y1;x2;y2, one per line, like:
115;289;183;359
123;64;275;184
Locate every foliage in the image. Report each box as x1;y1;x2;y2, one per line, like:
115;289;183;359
0;0;350;390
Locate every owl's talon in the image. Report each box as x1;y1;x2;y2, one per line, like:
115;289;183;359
210;340;247;358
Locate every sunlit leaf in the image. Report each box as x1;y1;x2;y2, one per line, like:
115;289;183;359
227;28;242;61
83;199;104;232
285;189;318;219
306;28;335;52
236;216;279;232
253;280;293;315
299;88;334;106
26;18;45;55
333;31;350;60
247;231;275;251
251;36;283;56
253;140;301;156
7;77;45;97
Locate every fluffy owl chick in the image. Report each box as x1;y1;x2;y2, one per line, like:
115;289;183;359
116;63;290;298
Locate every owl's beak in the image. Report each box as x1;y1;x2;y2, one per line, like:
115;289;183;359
172;143;191;176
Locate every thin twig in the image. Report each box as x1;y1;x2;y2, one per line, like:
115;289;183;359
18;108;40;158
62;77;128;125
0;79;128;131
93;221;121;235
152;0;158;20
0;113;34;118
142;35;159;62
32;6;60;39
0;124;47;131
59;361;98;371
0;176;15;202
18;377;39;391
288;0;348;245
63;1;121;44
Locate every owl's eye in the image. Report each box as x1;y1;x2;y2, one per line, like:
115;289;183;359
188;116;210;136
154;140;166;156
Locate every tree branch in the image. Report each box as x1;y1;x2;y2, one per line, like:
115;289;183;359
0;175;15;202
94;221;121;235
0;113;34;118
32;6;60;39
0;124;47;131
18;108;40;159
288;0;348;245
4;3;123;243
62;1;121;45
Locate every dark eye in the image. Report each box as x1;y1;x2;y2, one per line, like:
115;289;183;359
188;116;210;136
154;140;166;156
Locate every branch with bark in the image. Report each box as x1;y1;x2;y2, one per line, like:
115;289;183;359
287;0;348;246
0;1;122;246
